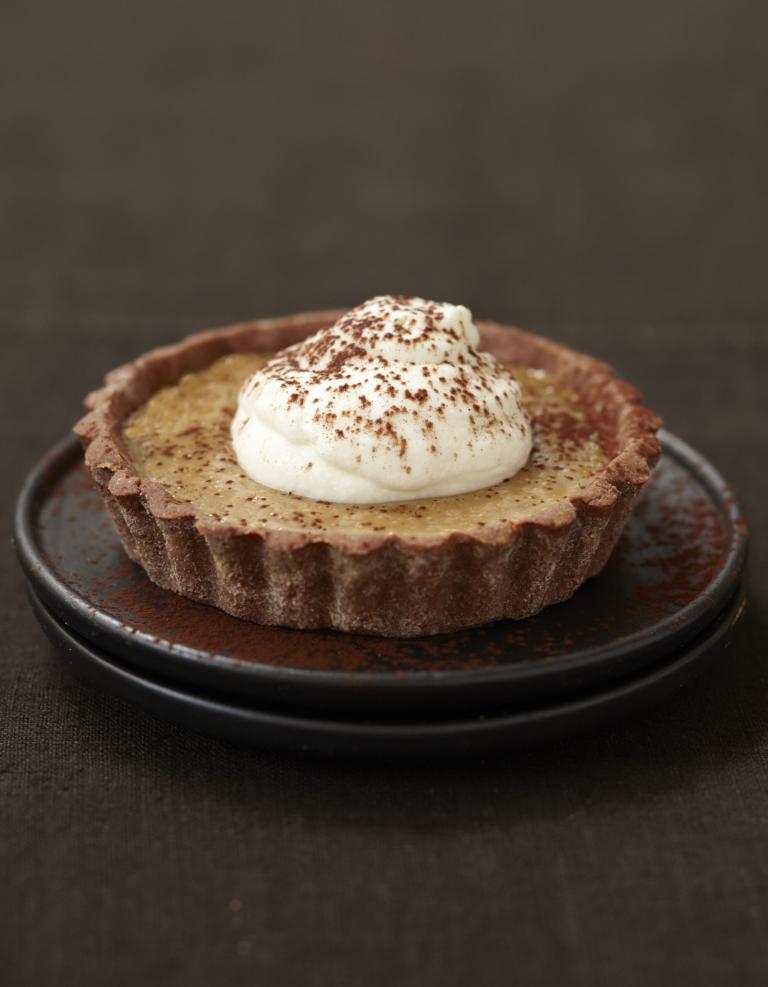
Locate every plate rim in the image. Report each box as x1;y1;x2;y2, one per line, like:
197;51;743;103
14;430;749;706
27;585;746;757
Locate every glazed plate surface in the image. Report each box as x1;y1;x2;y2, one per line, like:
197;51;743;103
15;431;747;717
27;586;746;759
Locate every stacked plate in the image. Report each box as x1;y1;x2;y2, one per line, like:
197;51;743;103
15;432;747;759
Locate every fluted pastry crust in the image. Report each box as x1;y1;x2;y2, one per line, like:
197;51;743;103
75;311;661;636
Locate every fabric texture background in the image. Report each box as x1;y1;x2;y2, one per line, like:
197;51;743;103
1;2;766;985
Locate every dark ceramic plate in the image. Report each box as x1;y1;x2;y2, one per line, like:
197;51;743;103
15;432;747;717
28;586;746;759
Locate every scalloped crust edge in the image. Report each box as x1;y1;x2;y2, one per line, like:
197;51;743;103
74;311;661;637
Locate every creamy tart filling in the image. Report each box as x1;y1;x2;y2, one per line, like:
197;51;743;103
123;353;608;537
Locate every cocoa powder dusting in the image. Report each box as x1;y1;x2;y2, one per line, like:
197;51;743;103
36;446;740;675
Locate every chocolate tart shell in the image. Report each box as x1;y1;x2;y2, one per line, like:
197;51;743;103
74;311;661;637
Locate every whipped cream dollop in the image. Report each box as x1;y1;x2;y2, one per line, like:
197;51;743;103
231;296;533;504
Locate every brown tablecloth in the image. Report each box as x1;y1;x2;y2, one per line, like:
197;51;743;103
2;3;766;985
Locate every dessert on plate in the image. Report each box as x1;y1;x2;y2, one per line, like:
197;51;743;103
75;296;660;636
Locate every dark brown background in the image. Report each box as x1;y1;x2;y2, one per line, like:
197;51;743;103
2;2;767;985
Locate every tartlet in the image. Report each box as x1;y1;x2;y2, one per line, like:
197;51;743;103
75;310;661;636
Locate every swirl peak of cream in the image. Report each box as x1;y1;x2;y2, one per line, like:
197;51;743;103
231;296;533;504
